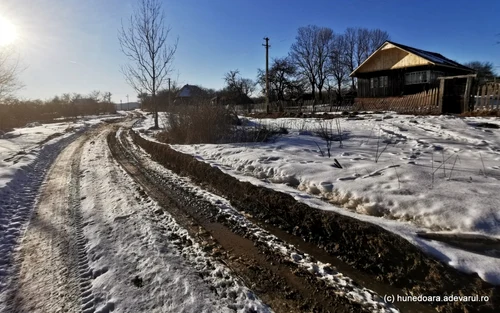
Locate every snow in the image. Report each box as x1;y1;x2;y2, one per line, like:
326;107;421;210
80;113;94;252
79;128;271;312
0;115;121;188
164;113;500;285
132;110;168;132
0;131;83;307
0;115;123;310
122;129;399;312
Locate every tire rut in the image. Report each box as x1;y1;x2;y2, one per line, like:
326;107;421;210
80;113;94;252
4;127;103;313
108;128;384;313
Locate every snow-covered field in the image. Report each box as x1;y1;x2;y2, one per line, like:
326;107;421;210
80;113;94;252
156;112;500;285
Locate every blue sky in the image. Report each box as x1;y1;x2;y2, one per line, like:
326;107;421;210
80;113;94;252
2;0;499;103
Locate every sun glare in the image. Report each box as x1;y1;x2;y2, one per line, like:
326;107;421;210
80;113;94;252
0;16;17;46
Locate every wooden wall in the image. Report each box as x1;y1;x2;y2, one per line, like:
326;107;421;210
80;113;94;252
356;45;431;73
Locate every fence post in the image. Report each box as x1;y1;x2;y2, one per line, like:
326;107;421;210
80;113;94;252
437;78;445;114
495;83;500;111
482;84;488;109
463;76;473;113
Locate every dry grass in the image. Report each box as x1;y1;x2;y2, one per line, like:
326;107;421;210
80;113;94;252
157;104;237;144
157;103;286;144
461;110;500;117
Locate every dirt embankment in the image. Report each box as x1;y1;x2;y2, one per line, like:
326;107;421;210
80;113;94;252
129;129;499;313
109;130;374;313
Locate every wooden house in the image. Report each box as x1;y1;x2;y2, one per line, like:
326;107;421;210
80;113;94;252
174;84;209;104
350;41;475;98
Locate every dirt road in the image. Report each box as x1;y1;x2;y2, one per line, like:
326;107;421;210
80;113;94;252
1;118;498;313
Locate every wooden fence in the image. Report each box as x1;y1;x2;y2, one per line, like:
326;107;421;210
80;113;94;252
353;87;441;114
234;100;354;114
232;81;500;115
473;82;500;111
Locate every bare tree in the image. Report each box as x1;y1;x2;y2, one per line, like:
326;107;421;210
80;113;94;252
257;57;299;101
344;28;358;91
0;47;23;101
289;26;318;99
240;78;256;96
344;27;390;91
369;29;390;54
102;91;112;103
88;90;102;102
328;34;349;101
223;69;255;97
463;61;496;83
355;28;371;70
118;0;178;128
224;70;240;91
315;27;334;101
289;25;334;102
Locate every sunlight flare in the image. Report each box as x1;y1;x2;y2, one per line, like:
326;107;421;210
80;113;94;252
0;16;18;46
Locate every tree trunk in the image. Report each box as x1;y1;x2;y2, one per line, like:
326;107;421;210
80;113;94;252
311;84;316;113
152;94;159;129
337;81;342;108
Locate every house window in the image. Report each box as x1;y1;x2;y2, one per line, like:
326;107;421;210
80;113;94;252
405;71;430;85
379;76;388;88
431;71;444;82
370;77;378;89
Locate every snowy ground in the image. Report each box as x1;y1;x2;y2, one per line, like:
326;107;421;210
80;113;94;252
0;117;272;313
0;114;125;311
0;114;123;188
77;127;270;313
159;112;500;285
121;127;399;313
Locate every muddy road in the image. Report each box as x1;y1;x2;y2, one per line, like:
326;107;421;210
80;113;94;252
1;118;498;313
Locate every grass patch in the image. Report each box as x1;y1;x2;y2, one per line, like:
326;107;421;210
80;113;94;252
461;110;500;117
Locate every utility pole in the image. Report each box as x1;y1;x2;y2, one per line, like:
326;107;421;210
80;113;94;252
263;37;270;113
126;94;129;110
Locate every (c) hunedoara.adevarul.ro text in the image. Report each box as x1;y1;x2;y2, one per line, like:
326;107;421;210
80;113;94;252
383;294;490;303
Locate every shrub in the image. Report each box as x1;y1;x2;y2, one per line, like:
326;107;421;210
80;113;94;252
157;103;238;144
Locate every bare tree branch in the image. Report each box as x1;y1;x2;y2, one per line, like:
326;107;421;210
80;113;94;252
344;27;389;91
289;25;333;102
328;33;349;100
118;0;178;128
0;46;23;101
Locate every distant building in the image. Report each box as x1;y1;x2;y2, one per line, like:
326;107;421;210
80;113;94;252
116;102;140;111
175;84;209;104
211;93;254;106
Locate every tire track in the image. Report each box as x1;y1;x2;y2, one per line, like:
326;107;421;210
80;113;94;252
3;128;101;313
0;131;83;309
109;129;405;313
69;145;98;313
